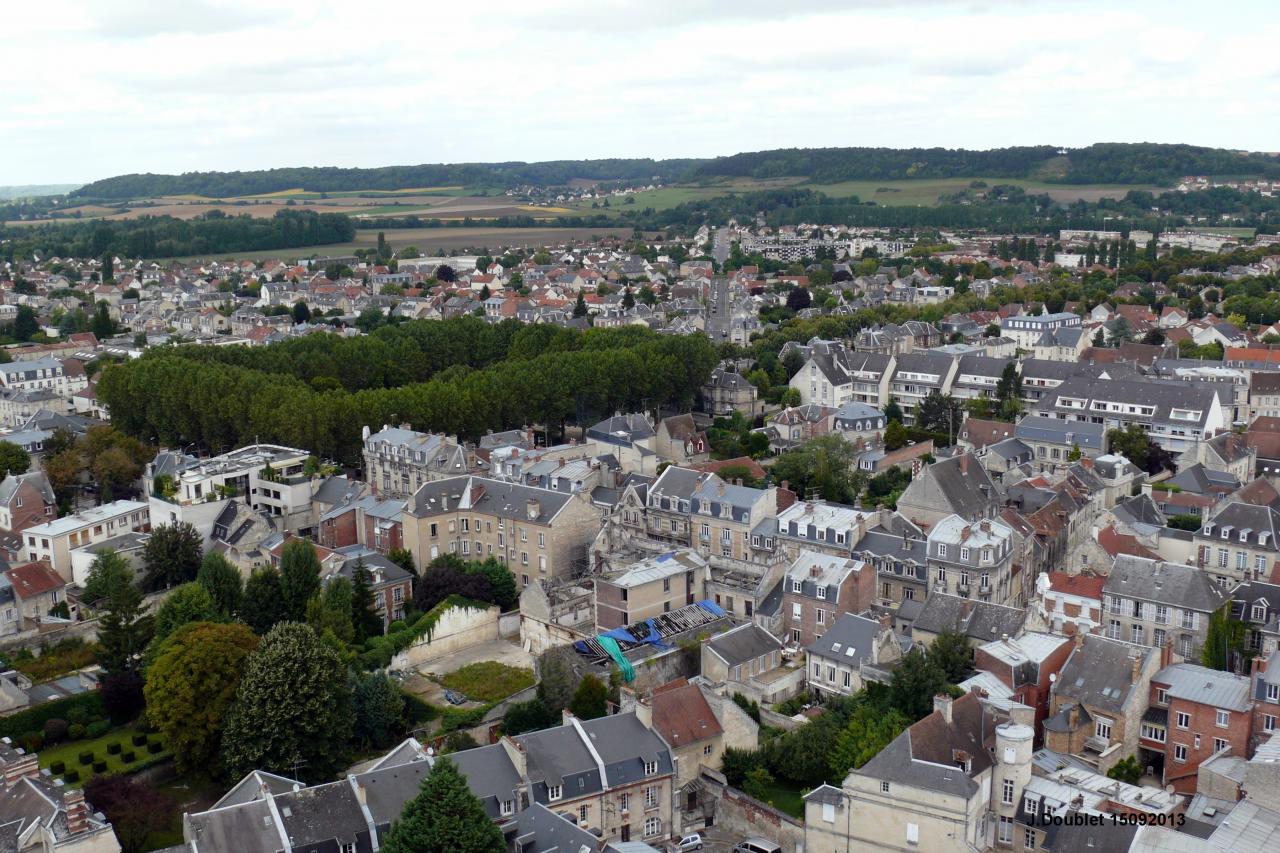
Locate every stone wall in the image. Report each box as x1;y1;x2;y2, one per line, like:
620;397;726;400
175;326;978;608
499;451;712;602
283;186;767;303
700;771;804;853
389;603;499;672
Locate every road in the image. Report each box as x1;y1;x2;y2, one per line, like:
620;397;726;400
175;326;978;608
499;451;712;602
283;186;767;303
712;226;730;266
705;276;731;341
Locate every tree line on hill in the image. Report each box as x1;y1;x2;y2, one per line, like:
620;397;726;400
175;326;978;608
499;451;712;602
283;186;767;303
0;209;354;263
96;319;719;463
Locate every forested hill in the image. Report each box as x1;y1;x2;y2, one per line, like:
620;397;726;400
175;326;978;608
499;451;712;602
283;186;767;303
71;158;704;200
692;143;1280;185
70;143;1280;200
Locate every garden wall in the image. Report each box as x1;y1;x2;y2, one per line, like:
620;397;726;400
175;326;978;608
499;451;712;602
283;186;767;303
389;603;499;672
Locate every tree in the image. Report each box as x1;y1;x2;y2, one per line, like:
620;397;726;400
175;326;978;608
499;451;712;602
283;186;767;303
350;559;385;642
1107;755;1143;785
99;671;145;724
148;582;216;657
241;567;286;635
197;552;243;618
380;756;504;853
82;550;133;605
1092;328;1106;348
889;649;949;719
769;434;864;504
221;622;354;782
292;301;311;324
994;362;1022;405
83;775;173;853
883;397;903;424
435;264;456;283
413;561;491;613
97;573;153;675
829;702;910;778
573;291;588;318
468;558;517;611
536;647;579;712
386;548;415;573
622;286;635;309
12;305;39;342
502;697;558;735
569;673;609;720
101;251;115;284
0;441;31;477
1067;443;1083;462
742;766;776;801
145;621;259;776
306;576;354;644
280;539;322;622
352;671;405;749
92;301;115;339
785;287;812;312
142;522;203;591
926;628;974;683
883;420;909;451
915;391;963;437
1106;423;1151;471
779;387;802;407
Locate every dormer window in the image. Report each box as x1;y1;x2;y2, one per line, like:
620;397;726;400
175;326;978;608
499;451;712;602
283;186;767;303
817;587;827;600
1239;530;1250;543
1204;523;1215;536
644;761;657;776
548;785;562;801
960;547;970;561
938;544;948;557
791;579;802;593
1254;603;1267;622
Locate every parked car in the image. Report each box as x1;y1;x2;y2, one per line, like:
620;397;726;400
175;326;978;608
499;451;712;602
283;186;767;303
732;839;782;853
677;833;703;851
443;689;467;705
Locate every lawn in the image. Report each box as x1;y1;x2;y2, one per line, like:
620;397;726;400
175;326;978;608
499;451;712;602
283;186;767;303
752;778;806;819
438;661;534;703
38;727;170;787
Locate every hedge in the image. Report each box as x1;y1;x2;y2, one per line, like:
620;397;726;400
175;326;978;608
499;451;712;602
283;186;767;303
50;760;65;775
122;751;136;764
106;742;121;755
131;733;147;747
63;769;79;783
0;693;104;741
92;760;107;773
147;742;162;754
86;720;110;739
79;751;94;766
357;595;490;670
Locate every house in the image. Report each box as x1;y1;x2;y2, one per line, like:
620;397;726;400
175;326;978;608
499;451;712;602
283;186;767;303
1102;555;1229;661
971;631;1075;731
640;678;731;791
362;425;470;498
956;417;1017;452
925;514;1019;605
789;340;891;409
23;500;150;583
0;739;121;852
699;366;763;417
804;611;900;697
1043;634;1162;774
1142;663;1253;794
333;551;412;626
761;404;832;452
780;551;875;646
595;549;709;631
0;471;56;534
910;592;1027;650
1014;414;1107;470
1034;570;1105;637
653;415;709;465
701;623;788;703
896;453;1001;529
2;562;67;631
829;401;886;442
999;311;1083;348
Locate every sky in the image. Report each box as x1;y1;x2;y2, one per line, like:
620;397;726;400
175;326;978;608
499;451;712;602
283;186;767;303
3;0;1279;186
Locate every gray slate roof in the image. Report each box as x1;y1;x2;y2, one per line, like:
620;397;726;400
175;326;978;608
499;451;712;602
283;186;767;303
1105;555;1230;613
706;623;782;667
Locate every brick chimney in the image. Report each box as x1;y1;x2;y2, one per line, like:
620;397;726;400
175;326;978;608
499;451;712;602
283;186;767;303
933;693;954;724
1130;650;1143;683
64;788;89;835
1;740;40;789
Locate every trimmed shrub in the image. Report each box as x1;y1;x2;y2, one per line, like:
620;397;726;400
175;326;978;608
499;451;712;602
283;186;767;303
106;742;121;755
147;741;162;754
63;769;79;783
79;751;94;766
86;720;110;739
20;732;42;752
67;723;86;741
121;751;136;764
42;718;69;744
67;706;91;727
50;760;65;775
131;733;147;747
92;760;107;773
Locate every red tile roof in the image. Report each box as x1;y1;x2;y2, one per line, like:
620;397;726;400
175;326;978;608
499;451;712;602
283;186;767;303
1096;524;1160;560
651;678;723;748
5;561;65;599
1046;571;1104;600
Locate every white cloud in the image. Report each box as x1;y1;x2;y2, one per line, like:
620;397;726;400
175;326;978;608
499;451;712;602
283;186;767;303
2;0;1278;185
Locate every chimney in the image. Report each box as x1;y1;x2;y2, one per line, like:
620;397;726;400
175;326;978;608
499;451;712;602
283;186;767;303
1130;650;1143;683
562;707;576;727
878;612;893;633
64;788;89;835
1074;629;1086;649
1;743;39;788
526;499;540;521
959;455;969;474
933;693;954;724
499;736;528;778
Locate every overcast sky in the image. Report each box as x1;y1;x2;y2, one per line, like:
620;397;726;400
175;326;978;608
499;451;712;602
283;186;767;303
4;0;1278;186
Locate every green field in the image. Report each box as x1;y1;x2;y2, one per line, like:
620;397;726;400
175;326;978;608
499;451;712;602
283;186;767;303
437;661;534;703
38;726;170;788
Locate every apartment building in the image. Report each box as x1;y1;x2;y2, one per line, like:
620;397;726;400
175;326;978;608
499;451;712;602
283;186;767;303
402;475;599;588
804;612;900;698
641;466;784;565
1033;376;1226;453
999;311;1082;348
362;425;470;498
789;340;891;408
886;353;958;425
0;356;85;397
1195;500;1280;586
925;514;1017;605
0;471;56;534
1102;556;1228;662
780;551;874;647
24;500;150;584
1142;663;1253;794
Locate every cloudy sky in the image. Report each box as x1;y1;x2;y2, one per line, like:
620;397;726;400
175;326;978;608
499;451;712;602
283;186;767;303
4;0;1278;185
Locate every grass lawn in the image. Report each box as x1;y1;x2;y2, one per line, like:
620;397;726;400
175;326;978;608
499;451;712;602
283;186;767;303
753;779;806;819
38;727;170;787
438;661;534;703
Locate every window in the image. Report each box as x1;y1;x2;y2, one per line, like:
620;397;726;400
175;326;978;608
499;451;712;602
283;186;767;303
792;603;802;619
816;586;827;600
644;761;657;776
548;785;562;801
645;785;657;807
1256;555;1267;574
960;547;970;561
938;544;948;557
1155;604;1168;624
1214;737;1229;753
644;816;661;837
704;744;713;756
1024;828;1037;849
843;670;851;688
998;816;1013;844
501;799;514;816
936;567;946;582
538;532;545;548
1002;778;1014;805
1216;710;1230;728
1254;604;1268;622
1024;794;1038;814
827;666;836;683
791;579;802;593
906;822;919;845
579;805;589;823
1131;624;1144;645
1194;734;1201;750
620;793;630;812
1107;619;1121;640
1174;744;1188;762
816;608;825;625
1095;717;1112;741
822;802;835;823
1156;688;1168;705
1269;683;1280;702
663;577;671;593
1154;628;1166;648
881;781;891;793
1140;723;1166;743
1176;711;1190;730
1265;715;1277;732
1218;548;1228;568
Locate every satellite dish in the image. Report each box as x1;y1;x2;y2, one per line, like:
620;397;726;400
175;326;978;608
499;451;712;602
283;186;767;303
1049;673;1057;683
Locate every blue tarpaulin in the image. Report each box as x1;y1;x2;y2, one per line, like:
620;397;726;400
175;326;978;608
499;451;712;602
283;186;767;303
638;619;667;649
697;599;727;617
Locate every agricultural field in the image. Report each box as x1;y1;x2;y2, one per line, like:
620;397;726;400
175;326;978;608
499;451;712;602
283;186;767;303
803;177;1167;205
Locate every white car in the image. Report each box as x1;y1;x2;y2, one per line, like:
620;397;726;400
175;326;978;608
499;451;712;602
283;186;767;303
677;834;703;851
